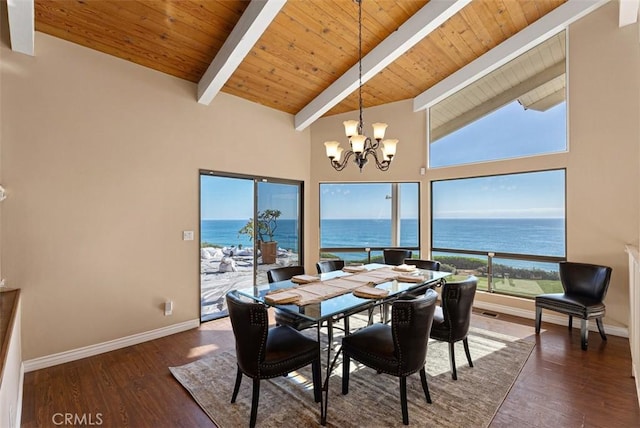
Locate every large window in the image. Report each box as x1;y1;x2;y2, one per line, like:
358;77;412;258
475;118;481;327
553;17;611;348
431;170;566;298
429;32;567;168
320;183;419;263
200;171;303;321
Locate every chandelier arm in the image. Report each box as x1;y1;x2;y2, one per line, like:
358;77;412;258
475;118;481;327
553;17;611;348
329;150;355;171
367;146;392;171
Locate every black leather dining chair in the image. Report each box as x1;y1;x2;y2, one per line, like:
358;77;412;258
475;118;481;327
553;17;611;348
267;266;315;330
226;291;322;428
535;261;612;350
404;259;442;298
341;289;438;425
382;249;413;266
429;276;477;380
316;259;345;274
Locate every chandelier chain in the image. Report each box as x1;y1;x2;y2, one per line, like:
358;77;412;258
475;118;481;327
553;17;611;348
358;0;363;133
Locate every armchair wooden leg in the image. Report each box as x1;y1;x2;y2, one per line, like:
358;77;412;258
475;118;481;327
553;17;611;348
463;338;474;368
596;317;607;341
231;366;242;403
449;342;457;380
400;376;409;425
568;315;573;330
535;306;542;333
342;354;350;395
580;319;589;351
250;378;260;428
419;367;432;404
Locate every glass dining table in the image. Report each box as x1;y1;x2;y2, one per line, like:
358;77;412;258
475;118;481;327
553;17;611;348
236;263;451;426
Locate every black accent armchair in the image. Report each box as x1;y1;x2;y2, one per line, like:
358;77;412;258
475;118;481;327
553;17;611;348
267;266;315;331
316;259;345;274
535;261;612;350
429;276;477;380
226;291;322;428
341;289;438;425
382;249;413;266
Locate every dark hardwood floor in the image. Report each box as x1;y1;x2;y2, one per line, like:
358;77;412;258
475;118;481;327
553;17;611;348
21;310;640;427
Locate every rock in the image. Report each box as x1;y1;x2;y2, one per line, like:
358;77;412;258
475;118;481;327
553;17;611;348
219;256;238;273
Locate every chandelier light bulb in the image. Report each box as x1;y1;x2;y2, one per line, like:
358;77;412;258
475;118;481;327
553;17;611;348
382;139;398;158
351;135;366;153
372;123;388;140
324;141;341;159
343;120;359;138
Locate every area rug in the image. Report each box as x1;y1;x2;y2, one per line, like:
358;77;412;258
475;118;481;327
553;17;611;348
170;326;534;427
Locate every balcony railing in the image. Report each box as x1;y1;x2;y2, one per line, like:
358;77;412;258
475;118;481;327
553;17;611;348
320;246;420;265
432;247;565;298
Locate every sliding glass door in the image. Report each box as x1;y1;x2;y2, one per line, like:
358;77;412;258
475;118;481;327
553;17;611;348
200;171;303;321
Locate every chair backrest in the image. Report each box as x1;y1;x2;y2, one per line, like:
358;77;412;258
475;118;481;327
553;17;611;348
391;289;438;374
404;259;441;271
225;291;268;377
316;259;345;274
440;276;477;342
267;265;305;283
559;261;612;300
383;249;413;266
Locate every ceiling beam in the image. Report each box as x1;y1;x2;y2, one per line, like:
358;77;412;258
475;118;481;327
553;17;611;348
294;0;472;131
7;0;35;56
413;0;607;112
197;0;286;105
619;0;640;27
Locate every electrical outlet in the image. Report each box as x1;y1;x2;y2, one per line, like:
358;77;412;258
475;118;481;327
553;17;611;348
183;230;194;241
165;300;173;316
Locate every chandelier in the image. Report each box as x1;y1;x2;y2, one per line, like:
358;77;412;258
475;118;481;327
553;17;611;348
324;0;398;172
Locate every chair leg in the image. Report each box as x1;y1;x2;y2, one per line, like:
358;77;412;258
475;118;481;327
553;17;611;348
535;306;542;333
463;338;473;368
231;366;242;403
568;315;573;330
250;378;260;428
581;319;589;351
312;359;322;403
400;376;409;425
596;317;607;341
449;342;457;380
419;367;432;404
342;354;350;395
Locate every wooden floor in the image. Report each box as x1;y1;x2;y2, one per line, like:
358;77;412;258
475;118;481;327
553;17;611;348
21;311;640;427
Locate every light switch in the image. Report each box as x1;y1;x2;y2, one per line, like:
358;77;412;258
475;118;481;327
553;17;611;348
183;230;194;241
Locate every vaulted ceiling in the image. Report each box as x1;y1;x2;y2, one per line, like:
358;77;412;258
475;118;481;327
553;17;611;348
6;0;616;130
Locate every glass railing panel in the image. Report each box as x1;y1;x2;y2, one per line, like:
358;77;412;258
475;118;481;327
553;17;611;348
432;251;490;291
491;257;561;298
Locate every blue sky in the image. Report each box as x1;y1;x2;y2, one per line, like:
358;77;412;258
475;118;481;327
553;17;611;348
320;183;419;220
430;101;566;167
201;176;299;220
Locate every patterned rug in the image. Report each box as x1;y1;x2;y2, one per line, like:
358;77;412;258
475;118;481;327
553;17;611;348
170;326;534;427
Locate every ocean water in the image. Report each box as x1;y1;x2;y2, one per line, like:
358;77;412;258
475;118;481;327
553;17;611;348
201;219;300;252
201;218;565;265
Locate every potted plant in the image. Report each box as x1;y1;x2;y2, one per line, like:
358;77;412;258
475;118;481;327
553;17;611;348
238;209;281;264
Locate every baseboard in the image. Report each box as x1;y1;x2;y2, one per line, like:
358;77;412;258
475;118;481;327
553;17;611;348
474;301;629;338
23;319;200;372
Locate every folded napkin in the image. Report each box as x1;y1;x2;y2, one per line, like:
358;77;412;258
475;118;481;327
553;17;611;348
397;274;426;283
392;264;417;272
343;265;367;273
264;291;301;305
291;274;320;284
353;286;389;299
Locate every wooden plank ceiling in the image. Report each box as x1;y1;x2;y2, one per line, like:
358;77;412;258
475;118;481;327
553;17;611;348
34;0;566;118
